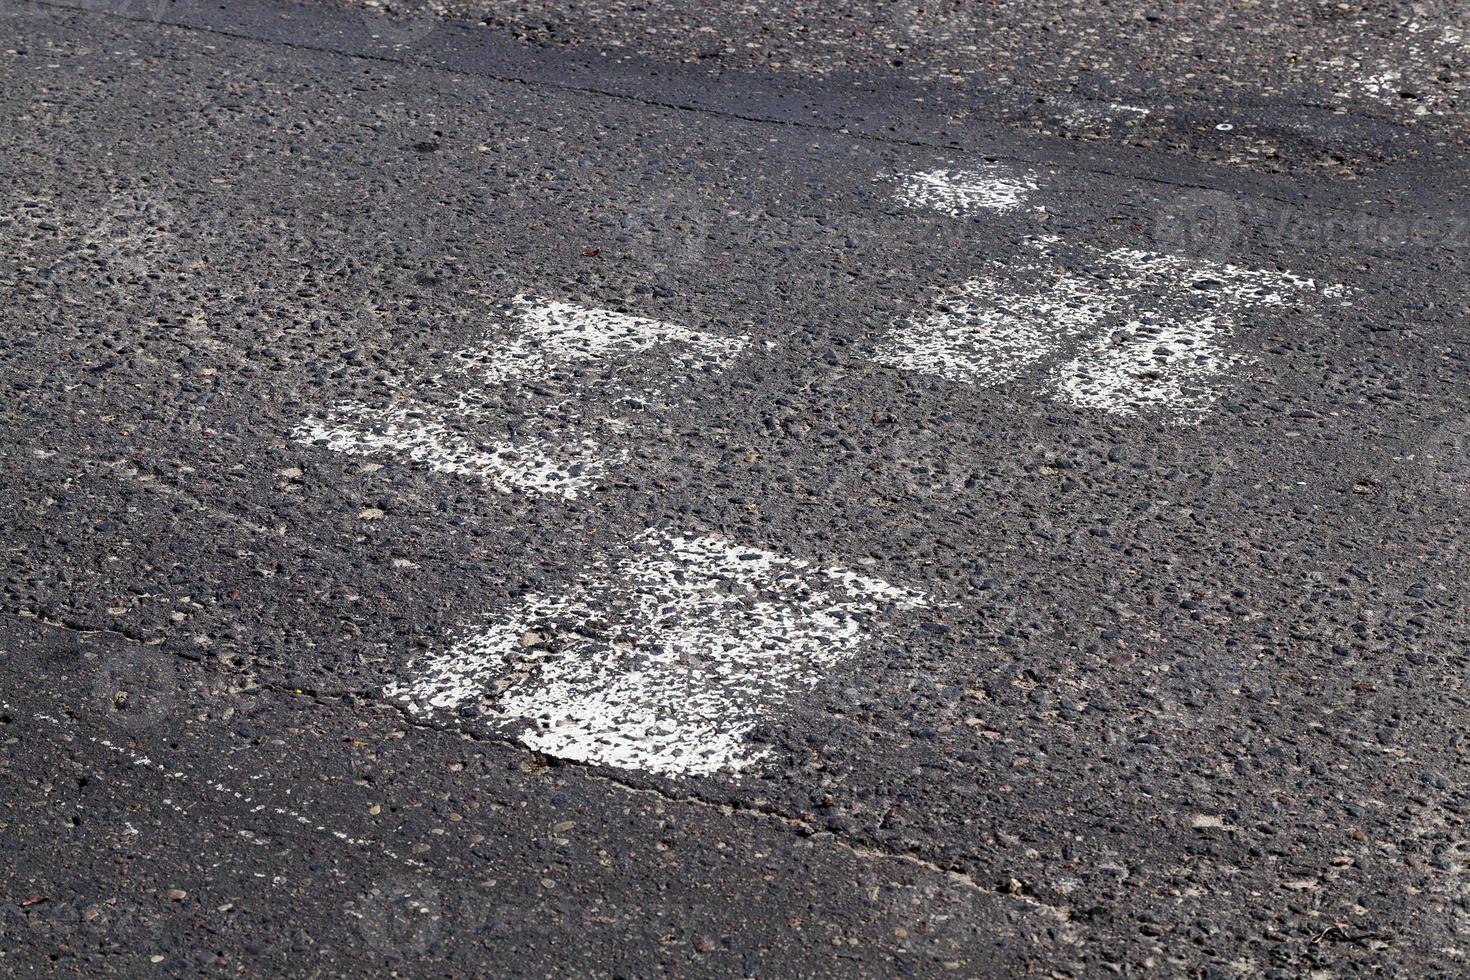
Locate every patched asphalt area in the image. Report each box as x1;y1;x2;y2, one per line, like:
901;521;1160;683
310;0;1470;181
2;0;1469;975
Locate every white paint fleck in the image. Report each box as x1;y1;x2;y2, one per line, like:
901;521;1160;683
25;713;425;870
387;531;927;777
890;166;1038;216
1191;813;1237;831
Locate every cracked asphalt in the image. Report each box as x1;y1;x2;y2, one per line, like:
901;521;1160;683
1;0;1468;976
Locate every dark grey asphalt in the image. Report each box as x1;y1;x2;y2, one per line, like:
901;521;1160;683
1;0;1468;976
325;0;1470;184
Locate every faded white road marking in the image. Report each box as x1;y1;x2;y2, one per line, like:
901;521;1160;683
876;242;1342;421
889;166;1038;215
873;269;1112;385
28;711;426;870
1055;100;1150;129
1049;312;1238;417
1044;249;1334;419
457;296;749;386
295;401;619;498
387;532;927;778
294;298;751;497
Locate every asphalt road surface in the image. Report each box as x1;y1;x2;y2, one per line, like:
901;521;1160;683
1;0;1467;975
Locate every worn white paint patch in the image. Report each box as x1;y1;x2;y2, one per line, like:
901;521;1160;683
875;243;1341;421
295;401;618;499
294;298;751;497
1098;248;1331;305
1043;249;1330;419
456;296;750;385
873;269;1113;385
1330;19;1462;119
1357;69;1408;100
1056;100;1150;129
890;166;1038;215
1048;312;1238;418
386;531;927;777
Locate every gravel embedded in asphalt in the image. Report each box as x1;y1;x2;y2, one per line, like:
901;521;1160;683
1;0;1468;975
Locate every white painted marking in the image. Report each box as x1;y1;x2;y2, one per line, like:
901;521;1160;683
459;296;749;386
1043;249;1331;418
873;269;1112;385
1048;312;1238;418
294;298;751;497
295;401;619;499
876;243;1341;421
890;166;1038;215
387;531;927;777
1057;101;1150;129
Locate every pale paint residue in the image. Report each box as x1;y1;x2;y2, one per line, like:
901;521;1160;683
875;243;1342;421
873;269;1113;386
294;298;751;497
1049;312;1239;416
457;296;750;385
386;531;927;777
1191;813;1237;831
27;712;425;870
295;401;618;499
1047;249;1328;419
1102;248;1331;305
1334;19;1460;118
890;166;1038;216
1057;101;1150;129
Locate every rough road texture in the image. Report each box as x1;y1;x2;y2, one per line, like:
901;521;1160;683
1;0;1467;976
